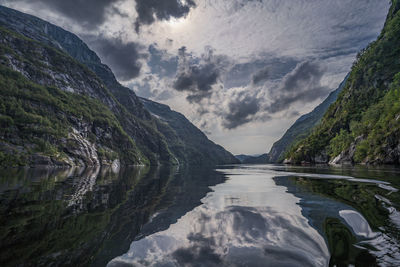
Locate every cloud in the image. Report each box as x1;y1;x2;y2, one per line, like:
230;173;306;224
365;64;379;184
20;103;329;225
173;46;229;103
2;0;197;33
251;67;269;85
122;44;179;101
130;73;175;100
134;0;196;32
138;0;389;62
204;61;329;130
85;35;146;81
279;61;324;93
148;44;178;77
173;59;329;131
7;0;120;29
222;57;299;89
265;61;329;113
221;90;264;130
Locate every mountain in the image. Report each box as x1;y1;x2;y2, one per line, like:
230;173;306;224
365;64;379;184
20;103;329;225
235;154;269;164
286;0;400;165
235;155;252;162
0;5;238;167
140;98;239;165
267;76;348;163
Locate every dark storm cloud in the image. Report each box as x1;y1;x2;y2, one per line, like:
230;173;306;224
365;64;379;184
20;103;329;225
134;0;196;32
265;61;329;113
219;61;328;129
173;60;219;98
251;66;269;85
12;0;120;29
173;46;229;103
222;91;264;130
6;0;196;31
85;35;146;81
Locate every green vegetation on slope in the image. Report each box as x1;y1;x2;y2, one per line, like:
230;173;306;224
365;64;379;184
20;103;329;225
0;64;143;167
286;0;400;164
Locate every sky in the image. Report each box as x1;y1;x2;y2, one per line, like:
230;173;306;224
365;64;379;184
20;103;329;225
1;0;391;155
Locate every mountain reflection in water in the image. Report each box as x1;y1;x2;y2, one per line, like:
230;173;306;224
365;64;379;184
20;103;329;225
0;165;225;266
0;164;399;266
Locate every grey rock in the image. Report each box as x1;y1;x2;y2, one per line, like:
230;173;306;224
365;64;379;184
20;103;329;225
329;136;364;165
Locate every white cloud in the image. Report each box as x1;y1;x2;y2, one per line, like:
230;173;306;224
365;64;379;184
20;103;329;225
141;0;390;59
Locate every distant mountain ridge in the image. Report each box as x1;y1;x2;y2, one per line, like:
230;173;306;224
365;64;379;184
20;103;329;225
0;5;238;167
267;75;348;163
235;154;268;164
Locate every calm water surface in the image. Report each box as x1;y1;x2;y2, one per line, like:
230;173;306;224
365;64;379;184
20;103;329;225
0;164;399;266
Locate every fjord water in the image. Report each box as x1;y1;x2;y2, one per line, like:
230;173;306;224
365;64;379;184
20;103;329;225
0;165;399;266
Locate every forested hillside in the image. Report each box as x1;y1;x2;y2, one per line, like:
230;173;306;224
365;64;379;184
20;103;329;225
286;0;400;164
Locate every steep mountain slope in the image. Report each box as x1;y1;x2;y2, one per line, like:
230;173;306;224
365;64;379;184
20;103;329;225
0;5;174;165
286;0;400;164
0;26;145;167
141;98;239;165
267;76;348;163
0;5;238;167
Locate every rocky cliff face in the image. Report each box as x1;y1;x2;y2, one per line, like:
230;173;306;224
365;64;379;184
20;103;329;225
285;0;400;165
0;5;238;167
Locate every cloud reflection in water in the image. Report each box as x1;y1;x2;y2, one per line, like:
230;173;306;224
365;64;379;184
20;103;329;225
108;169;329;266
